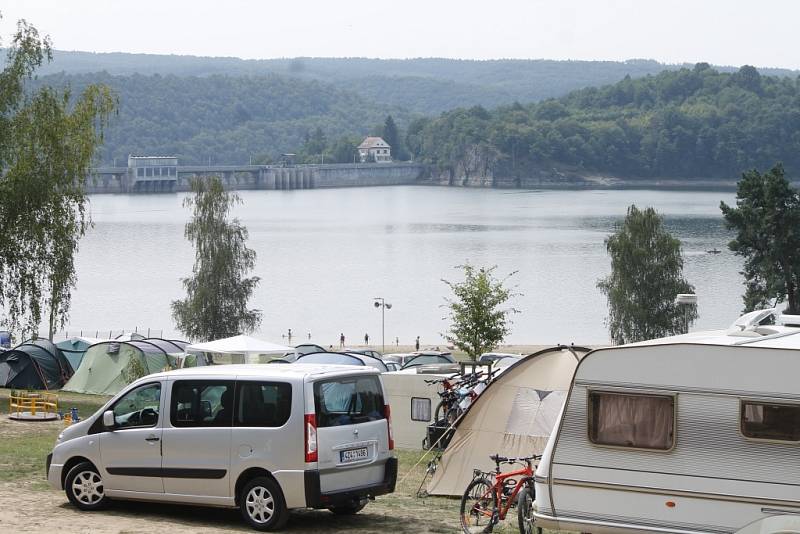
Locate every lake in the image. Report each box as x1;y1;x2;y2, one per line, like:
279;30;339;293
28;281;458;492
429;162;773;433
64;186;741;347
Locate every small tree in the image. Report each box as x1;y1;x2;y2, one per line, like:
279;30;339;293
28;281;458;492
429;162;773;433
597;205;697;345
172;176;262;341
720;164;800;313
442;265;519;360
382;115;401;160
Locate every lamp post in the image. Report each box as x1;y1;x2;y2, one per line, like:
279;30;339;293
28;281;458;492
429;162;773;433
373;297;392;353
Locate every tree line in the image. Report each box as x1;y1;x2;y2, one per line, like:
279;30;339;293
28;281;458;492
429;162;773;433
407;64;800;181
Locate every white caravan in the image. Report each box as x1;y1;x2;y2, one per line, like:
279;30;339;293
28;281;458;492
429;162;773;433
532;310;800;534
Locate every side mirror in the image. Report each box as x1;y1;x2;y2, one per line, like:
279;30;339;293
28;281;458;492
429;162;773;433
102;410;115;429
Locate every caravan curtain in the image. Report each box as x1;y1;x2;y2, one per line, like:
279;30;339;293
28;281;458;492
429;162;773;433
589;391;674;450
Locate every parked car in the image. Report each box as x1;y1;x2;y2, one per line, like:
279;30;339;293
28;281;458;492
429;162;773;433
295;351;389;373
382;353;418;367
46;364;397;531
384;361;402;372
400;351;456;369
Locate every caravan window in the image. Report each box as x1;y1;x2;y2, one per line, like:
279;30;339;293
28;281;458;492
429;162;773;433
741;401;800;442
588;391;675;450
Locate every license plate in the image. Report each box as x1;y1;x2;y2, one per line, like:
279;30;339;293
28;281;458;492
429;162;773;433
340;447;369;463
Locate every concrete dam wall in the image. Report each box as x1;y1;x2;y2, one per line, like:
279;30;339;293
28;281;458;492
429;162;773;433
85;162;427;194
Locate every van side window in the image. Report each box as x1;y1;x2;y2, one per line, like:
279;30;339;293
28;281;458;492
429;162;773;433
314;376;385;428
588;391;675;450
170;380;234;427
741;401;800;442
235;381;292;427
112;383;161;429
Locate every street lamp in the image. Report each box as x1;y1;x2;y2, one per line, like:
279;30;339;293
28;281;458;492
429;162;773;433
373;297;392;353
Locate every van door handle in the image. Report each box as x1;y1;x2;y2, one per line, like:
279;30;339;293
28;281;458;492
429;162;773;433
145;435;160;442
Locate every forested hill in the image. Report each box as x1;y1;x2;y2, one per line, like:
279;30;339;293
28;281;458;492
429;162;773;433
407;64;800;182
33;72;411;165
16;51;799;114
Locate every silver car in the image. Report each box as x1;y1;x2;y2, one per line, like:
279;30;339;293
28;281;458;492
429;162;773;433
46;364;396;531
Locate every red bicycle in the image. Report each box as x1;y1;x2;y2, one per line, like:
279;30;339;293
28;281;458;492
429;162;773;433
459;453;541;534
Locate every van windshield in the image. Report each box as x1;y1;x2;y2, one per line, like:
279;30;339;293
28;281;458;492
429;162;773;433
314;375;385;427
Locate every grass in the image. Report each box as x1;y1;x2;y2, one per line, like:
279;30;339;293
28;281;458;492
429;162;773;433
0;388;531;532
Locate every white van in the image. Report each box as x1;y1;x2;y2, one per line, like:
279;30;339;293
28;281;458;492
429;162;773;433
531;311;800;534
46;364;397;531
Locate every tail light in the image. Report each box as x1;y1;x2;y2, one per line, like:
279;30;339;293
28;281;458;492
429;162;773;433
384;404;394;450
304;413;318;462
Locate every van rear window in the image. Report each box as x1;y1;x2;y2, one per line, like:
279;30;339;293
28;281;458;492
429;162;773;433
314;376;385;427
741;401;800;442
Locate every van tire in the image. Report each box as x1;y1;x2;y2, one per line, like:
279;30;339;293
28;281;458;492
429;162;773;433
239;476;288;531
64;462;110;511
330;502;367;515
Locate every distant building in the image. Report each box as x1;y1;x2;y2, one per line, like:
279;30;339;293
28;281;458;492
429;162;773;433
357;137;392;163
128;155;178;193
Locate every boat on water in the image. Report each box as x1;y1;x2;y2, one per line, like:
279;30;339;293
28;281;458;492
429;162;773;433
707;247;722;254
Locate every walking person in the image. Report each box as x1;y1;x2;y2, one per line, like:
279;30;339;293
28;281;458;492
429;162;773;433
339;333;345;349
364;333;369;345
415;336;420;351
288;328;292;344
395;336;399;347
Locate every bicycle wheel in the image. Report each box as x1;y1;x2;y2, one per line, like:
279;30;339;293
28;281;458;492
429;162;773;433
460;477;497;534
516;486;541;534
434;400;448;423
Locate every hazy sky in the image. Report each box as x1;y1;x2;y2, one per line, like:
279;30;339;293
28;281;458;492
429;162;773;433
1;0;798;69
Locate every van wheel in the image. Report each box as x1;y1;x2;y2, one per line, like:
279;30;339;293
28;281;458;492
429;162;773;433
330;502;367;515
240;476;288;531
65;462;109;511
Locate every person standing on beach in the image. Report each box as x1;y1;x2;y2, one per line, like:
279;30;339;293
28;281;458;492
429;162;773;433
395;336;399;347
415;336;420;351
288;328;292;344
339;333;345;348
364;333;369;345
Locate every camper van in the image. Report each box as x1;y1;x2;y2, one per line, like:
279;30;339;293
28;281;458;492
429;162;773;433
46;364;396;531
532;310;800;534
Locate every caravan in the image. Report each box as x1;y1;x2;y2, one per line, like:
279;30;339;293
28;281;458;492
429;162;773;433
532;310;800;534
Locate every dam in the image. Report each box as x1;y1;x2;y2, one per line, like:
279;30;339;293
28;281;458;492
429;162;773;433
86;156;427;193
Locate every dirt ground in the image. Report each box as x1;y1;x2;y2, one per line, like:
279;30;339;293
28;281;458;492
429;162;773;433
0;481;469;534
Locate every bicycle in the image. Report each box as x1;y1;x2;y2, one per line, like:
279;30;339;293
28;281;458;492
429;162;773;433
459;453;542;534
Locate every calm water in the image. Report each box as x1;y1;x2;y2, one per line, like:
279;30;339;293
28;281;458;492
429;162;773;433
64;186;741;346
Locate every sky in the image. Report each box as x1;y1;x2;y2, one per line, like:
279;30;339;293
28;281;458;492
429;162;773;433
0;0;798;69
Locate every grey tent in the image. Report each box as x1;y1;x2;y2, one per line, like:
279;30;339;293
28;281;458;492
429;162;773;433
0;339;74;390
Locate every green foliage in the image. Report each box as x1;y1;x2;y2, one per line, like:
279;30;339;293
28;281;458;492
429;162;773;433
411;65;800;180
597;205;697;345
0;18;115;338
442;265;519;360
30;71;412;165
172;176;262;341
720;164;800;313
382;115;401;160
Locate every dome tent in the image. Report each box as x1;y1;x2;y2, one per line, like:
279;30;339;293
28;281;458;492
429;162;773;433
62;338;186;395
0;339;74;390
